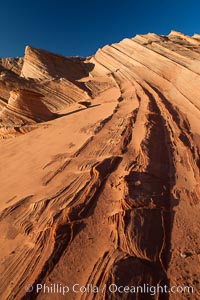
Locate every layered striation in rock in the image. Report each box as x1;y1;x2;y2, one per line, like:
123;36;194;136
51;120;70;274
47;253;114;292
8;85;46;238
7;89;53;120
21;45;93;80
0;31;200;300
0;57;23;75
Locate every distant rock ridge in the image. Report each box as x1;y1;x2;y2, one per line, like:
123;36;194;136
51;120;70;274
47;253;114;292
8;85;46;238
193;33;200;40
0;57;23;75
0;30;199;131
20;45;93;80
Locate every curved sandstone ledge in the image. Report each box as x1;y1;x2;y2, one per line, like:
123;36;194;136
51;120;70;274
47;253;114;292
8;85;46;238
7;89;54;121
0;89;55;135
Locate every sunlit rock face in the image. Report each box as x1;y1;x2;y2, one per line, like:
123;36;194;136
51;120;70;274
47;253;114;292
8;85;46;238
0;31;200;300
21;45;92;80
7;89;53;121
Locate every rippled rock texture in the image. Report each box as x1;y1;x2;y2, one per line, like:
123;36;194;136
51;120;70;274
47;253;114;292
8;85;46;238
0;31;200;300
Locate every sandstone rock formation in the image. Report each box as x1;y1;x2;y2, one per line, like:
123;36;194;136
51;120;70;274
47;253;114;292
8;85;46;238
21;45;93;80
0;31;199;300
1;88;53;121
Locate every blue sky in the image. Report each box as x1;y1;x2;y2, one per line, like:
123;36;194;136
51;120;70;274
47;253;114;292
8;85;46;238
0;0;199;58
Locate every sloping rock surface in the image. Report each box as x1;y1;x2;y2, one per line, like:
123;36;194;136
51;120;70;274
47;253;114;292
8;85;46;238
0;31;200;300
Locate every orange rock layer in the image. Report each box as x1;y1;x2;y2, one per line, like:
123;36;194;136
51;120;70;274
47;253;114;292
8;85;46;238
0;31;199;300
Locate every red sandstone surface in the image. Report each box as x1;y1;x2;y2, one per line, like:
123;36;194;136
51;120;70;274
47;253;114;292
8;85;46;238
0;31;200;300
